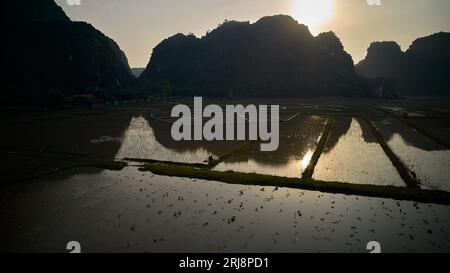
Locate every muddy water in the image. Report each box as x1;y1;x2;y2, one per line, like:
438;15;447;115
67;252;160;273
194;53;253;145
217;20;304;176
0;109;244;164
313;118;404;186
214;116;326;178
0;111;136;157
374;119;450;192
1;166;449;253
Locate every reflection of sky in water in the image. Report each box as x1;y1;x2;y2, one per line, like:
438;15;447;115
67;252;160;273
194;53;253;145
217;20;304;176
214;150;314;178
213;115;325;178
387;134;450;192
116;116;211;163
313;119;404;186
301;150;314;171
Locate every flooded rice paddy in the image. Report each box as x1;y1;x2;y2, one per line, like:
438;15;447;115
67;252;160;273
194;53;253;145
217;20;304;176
116;116;211;163
1;166;449;253
407;118;450;148
374;119;450;192
214;116;326;178
1;98;450;252
313;118;404;186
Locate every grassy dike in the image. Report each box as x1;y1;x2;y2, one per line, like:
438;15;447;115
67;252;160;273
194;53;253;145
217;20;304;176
140;162;450;205
301;118;334;179
364;118;420;189
124;157;209;169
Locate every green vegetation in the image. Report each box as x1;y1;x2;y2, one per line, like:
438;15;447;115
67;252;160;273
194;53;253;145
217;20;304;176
302;118;334;179
140;162;450;205
365;118;420;188
124;157;209;169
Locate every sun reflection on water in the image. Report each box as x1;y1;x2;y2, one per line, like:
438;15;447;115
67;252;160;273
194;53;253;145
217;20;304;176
301;149;314;170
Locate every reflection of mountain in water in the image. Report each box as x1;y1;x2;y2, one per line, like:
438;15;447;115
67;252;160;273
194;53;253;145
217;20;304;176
116;116;212;163
324;118;447;153
374;119;447;152
117;115;446;166
213;115;326;178
221;115;326;166
146;114;327;167
387;133;450;191
313;119;405;186
142;114;246;157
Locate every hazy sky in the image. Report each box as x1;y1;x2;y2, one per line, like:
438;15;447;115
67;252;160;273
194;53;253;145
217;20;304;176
55;0;450;68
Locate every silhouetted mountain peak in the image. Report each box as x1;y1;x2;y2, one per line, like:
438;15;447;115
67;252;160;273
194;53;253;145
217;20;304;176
315;31;345;52
407;32;450;63
254;15;311;38
141;15;367;98
2;0;70;23
207;20;251;37
366;41;402;59
2;0;133;105
356;32;450;96
255;15;306;28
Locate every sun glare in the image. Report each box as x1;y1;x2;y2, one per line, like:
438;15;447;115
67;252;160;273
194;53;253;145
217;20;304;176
291;0;335;27
301;150;314;171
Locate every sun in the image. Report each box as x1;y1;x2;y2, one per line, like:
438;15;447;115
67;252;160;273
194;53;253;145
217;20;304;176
291;0;335;27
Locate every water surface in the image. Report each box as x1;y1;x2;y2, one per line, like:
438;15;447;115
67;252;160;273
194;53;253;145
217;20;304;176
214;116;326;178
1;166;448;253
313;118;404;186
374;119;450;192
